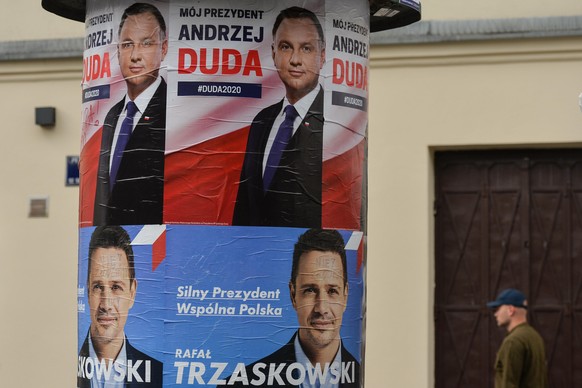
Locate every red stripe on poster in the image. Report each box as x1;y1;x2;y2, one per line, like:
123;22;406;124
163;126;250;224
322;139;365;230
79;128;102;227
152;230;166;271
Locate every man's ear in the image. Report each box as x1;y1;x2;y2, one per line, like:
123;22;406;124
289;281;297;310
271;43;276;64
161;38;168;61
129;279;138;309
343;282;349;309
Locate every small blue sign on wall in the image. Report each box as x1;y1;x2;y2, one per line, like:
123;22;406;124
66;156;80;186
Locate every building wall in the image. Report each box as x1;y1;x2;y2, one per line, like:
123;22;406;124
0;58;81;386
424;0;582;20
1;4;82;40
0;2;581;387
366;36;582;387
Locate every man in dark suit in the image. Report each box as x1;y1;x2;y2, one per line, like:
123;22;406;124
78;226;162;387
233;6;325;227
94;3;167;226
221;229;361;387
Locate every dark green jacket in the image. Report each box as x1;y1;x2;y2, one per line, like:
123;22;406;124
494;323;548;388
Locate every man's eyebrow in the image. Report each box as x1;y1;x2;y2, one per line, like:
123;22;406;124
90;278;128;284
277;38;318;46
299;282;341;289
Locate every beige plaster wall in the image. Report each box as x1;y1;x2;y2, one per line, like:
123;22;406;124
1;2;582;387
365;37;582;387
423;0;582;20
0;59;81;386
1;3;83;40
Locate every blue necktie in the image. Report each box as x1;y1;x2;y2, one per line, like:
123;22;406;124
263;105;298;192
110;101;138;191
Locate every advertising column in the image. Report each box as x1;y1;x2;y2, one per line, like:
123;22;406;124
78;1;368;386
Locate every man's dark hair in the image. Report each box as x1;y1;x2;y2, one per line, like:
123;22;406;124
87;226;135;287
291;229;347;287
119;3;167;39
272;6;324;43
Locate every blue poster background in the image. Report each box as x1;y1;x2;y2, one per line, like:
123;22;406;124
78;225;363;386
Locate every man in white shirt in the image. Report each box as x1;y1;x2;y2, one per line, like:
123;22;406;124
221;229;361;387
233;6;326;228
78;226;162;387
94;2;167;226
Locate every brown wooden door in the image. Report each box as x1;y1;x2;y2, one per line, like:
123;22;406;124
435;150;582;388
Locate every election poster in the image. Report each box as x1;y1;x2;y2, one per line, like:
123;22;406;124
78;1;368;386
80;0;170;227
78;0;369;230
77;225;364;386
